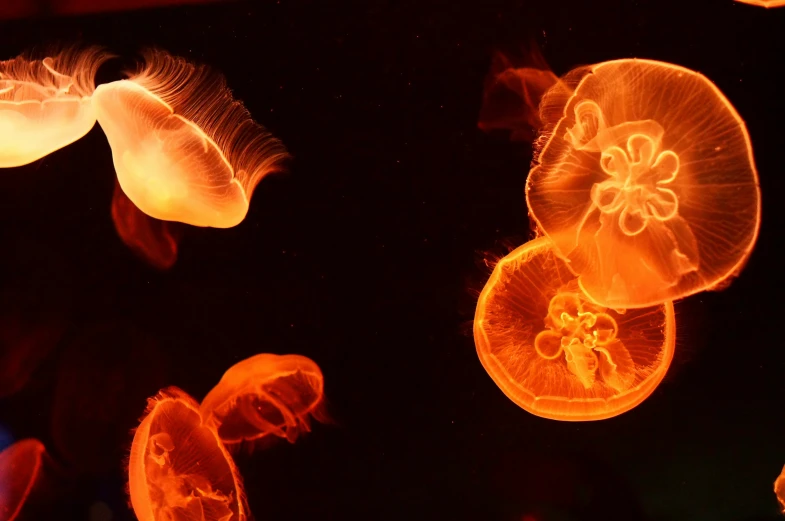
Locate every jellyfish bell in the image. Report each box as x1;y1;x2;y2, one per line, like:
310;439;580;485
128;387;247;521
478;49;565;143
735;0;785;7
0;439;65;521
201;354;326;448
92;50;289;228
526;59;760;309
775;464;785;513
0;46;109;168
111;179;180;270
473;236;675;421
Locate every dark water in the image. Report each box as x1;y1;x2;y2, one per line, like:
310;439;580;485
0;1;783;520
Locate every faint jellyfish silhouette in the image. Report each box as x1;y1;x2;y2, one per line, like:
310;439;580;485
0;46;109;167
0;439;45;521
128;387;247;521
474;237;675;421
774;464;785;512
92;49;289;228
51;321;168;474
735;0;785;7
478;50;563;142
201;354;326;448
111;179;180;270
526;59;760;309
0;312;66;398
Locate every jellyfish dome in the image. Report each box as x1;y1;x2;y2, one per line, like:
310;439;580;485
0;47;108;168
128;387;247;521
735;0;785;7
775;464;785;512
92;50;288;228
0;438;45;521
201;354;325;445
526;59;760;309
474;237;675;421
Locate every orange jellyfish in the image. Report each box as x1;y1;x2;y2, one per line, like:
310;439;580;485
128;387;247;521
735;0;785;7
0;47;108;168
0;439;45;521
526;59;760;309
775;464;785;513
474;237;675;421
111;179;180;270
92;50;289;228
201;354;326;447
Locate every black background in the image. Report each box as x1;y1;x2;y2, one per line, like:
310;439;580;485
0;1;783;520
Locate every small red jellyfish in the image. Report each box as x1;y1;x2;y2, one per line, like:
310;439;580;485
0;312;66;398
0;439;45;521
735;0;785;7
111;179;180;270
474;237;675;421
0;47;109;168
478;50;561;142
201;354;326;447
128;387;247;521
775;464;785;513
92;50;289;228
526;59;760;308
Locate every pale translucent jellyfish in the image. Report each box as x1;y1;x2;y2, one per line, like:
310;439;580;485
0;47;108;167
775;464;785;513
128;387;247;521
735;0;785;7
474;237;675;421
111;179;179;270
201;354;326;447
0;439;45;521
92;50;289;228
527;59;760;308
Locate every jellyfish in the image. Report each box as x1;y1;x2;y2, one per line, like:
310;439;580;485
111;179;180;270
526;59;760;309
473;236;675;421
201;354;326;447
477;51;561;142
775;464;785;513
0;47;108;168
0;312;66;398
92;50;289;228
0;439;45;521
128;387;247;521
735;0;785;7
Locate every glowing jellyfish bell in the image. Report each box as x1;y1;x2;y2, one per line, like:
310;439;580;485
0;47;108;168
0;439;46;521
775;464;785;512
735;0;785;7
527;59;760;309
201;354;326;447
474;237;675;421
128;387;247;521
92;50;288;228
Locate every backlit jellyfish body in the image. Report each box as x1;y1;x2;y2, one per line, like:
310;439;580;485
735;0;785;7
92;50;289;228
111;179;179;270
201;354;325;446
0;47;108;167
128;387;247;521
526;59;760;309
775;464;785;513
0;439;45;521
474;237;675;421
